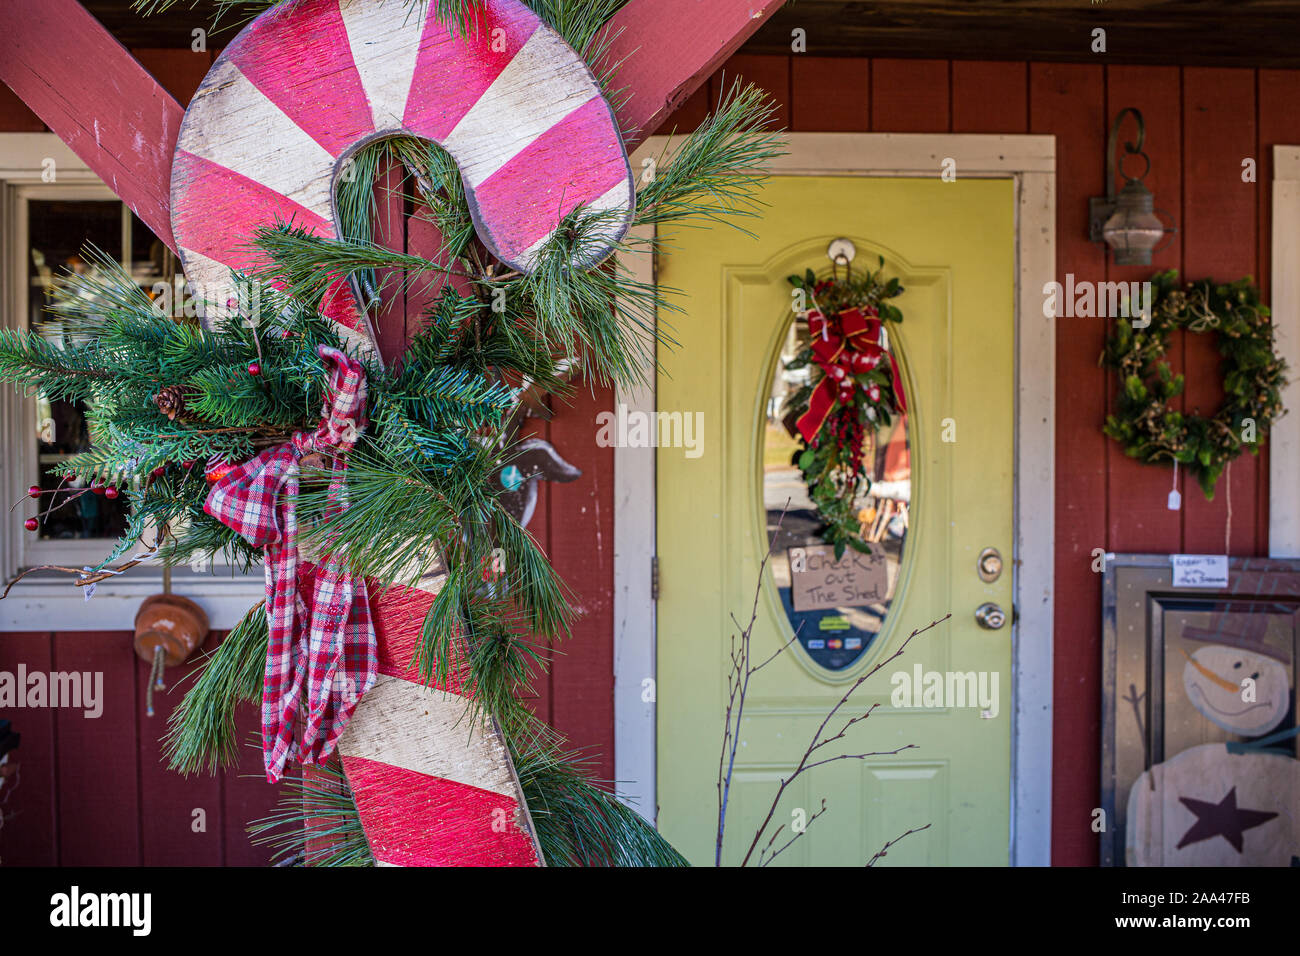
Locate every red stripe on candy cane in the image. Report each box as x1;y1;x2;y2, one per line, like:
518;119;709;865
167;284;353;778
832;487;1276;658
172;149;333;268
226;0;374;157
473;96;632;265
340;756;540;866
402;0;540;140
172;150;368;337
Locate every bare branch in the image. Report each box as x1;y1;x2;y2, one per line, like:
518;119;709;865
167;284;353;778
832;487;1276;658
865;823;932;867
740;615;949;866
760;799;829;867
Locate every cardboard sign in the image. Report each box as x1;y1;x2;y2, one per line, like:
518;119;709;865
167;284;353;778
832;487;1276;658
1171;554;1229;589
788;544;890;612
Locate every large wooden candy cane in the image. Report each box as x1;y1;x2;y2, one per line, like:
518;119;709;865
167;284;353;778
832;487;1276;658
171;0;634;349
172;0;636;866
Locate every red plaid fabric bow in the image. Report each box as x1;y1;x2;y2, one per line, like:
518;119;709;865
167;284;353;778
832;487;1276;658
204;345;376;783
796;307;907;443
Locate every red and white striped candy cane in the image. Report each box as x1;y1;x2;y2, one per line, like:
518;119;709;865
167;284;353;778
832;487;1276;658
173;0;638;866
171;0;635;351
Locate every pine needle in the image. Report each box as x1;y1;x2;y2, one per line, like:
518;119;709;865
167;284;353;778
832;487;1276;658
163;601;268;775
247;759;375;867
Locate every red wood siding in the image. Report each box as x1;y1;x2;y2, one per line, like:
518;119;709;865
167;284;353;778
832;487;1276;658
0;628;278;865
659;54;1295;866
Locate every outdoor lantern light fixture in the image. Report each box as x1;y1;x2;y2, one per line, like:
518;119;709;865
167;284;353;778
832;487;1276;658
1089;107;1177;265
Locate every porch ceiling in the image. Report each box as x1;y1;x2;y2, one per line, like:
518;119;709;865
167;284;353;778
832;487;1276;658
84;0;1300;68
745;0;1300;67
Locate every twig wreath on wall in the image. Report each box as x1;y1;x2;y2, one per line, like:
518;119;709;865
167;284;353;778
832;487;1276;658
784;259;906;558
1100;270;1287;499
0;0;784;866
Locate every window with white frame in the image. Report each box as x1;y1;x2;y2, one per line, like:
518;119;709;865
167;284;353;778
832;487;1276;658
17;186;176;568
0;135;261;629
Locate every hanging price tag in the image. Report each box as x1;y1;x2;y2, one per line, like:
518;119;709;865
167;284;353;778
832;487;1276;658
1167;488;1181;511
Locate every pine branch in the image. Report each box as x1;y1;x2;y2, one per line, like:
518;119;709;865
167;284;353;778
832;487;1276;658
0;329;116;403
163;601;268;775
247;758;376;867
513;736;689;867
636;79;786;232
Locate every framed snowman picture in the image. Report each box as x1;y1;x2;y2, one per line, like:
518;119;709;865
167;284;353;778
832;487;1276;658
1101;555;1300;866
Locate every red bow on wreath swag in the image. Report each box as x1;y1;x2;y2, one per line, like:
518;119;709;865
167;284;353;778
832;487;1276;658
204;345;376;783
795;306;907;444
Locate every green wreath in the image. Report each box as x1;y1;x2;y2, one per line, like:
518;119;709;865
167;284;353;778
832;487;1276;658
1101;270;1287;499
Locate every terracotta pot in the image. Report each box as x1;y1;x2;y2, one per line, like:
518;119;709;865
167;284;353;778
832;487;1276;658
134;594;209;667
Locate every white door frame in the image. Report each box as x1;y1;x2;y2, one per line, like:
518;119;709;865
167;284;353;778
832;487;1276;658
1270;146;1300;557
614;132;1057;866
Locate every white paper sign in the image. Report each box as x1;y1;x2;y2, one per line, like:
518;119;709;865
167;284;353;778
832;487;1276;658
1170;554;1228;589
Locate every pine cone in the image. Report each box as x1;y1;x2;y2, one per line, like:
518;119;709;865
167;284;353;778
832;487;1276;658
154;385;199;423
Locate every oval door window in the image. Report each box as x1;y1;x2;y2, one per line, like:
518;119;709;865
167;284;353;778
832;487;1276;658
763;316;910;672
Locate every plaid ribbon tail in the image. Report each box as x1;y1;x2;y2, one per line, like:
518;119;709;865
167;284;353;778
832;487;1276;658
203;345;375;784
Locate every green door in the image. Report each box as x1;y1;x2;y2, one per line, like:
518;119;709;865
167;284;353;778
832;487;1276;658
656;176;1016;865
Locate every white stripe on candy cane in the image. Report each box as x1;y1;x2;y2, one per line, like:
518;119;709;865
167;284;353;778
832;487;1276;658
442;27;600;188
338;674;519;797
339;0;430;130
180;58;337;223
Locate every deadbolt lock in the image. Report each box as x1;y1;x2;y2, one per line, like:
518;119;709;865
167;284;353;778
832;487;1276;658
977;547;1003;583
975;603;1007;630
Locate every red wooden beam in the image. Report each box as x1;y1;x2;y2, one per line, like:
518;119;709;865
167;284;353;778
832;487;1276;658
0;0;181;251
599;0;787;147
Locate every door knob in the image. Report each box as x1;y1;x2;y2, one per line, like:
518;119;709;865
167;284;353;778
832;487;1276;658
974;602;1006;630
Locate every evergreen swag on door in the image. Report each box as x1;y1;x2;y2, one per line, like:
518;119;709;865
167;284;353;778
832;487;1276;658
784;261;907;559
0;0;784;866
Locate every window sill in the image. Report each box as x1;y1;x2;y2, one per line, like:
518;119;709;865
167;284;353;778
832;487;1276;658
0;567;264;632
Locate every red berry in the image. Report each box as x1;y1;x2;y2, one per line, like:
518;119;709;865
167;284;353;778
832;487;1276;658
183;460;196;470
24;518;38;532
152;466;166;478
27;485;40;498
92;483;105;495
248;362;261;376
280;330;293;340
104;486;119;500
827;365;847;382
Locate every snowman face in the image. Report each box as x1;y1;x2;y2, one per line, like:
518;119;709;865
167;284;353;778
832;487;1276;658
1182;645;1290;736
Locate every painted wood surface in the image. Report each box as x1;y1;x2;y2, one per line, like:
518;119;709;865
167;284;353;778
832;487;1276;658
0;627;280;866
336;576;541;866
597;0;788;148
1126;744;1298;866
171;0;634;343
0;0;181;251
